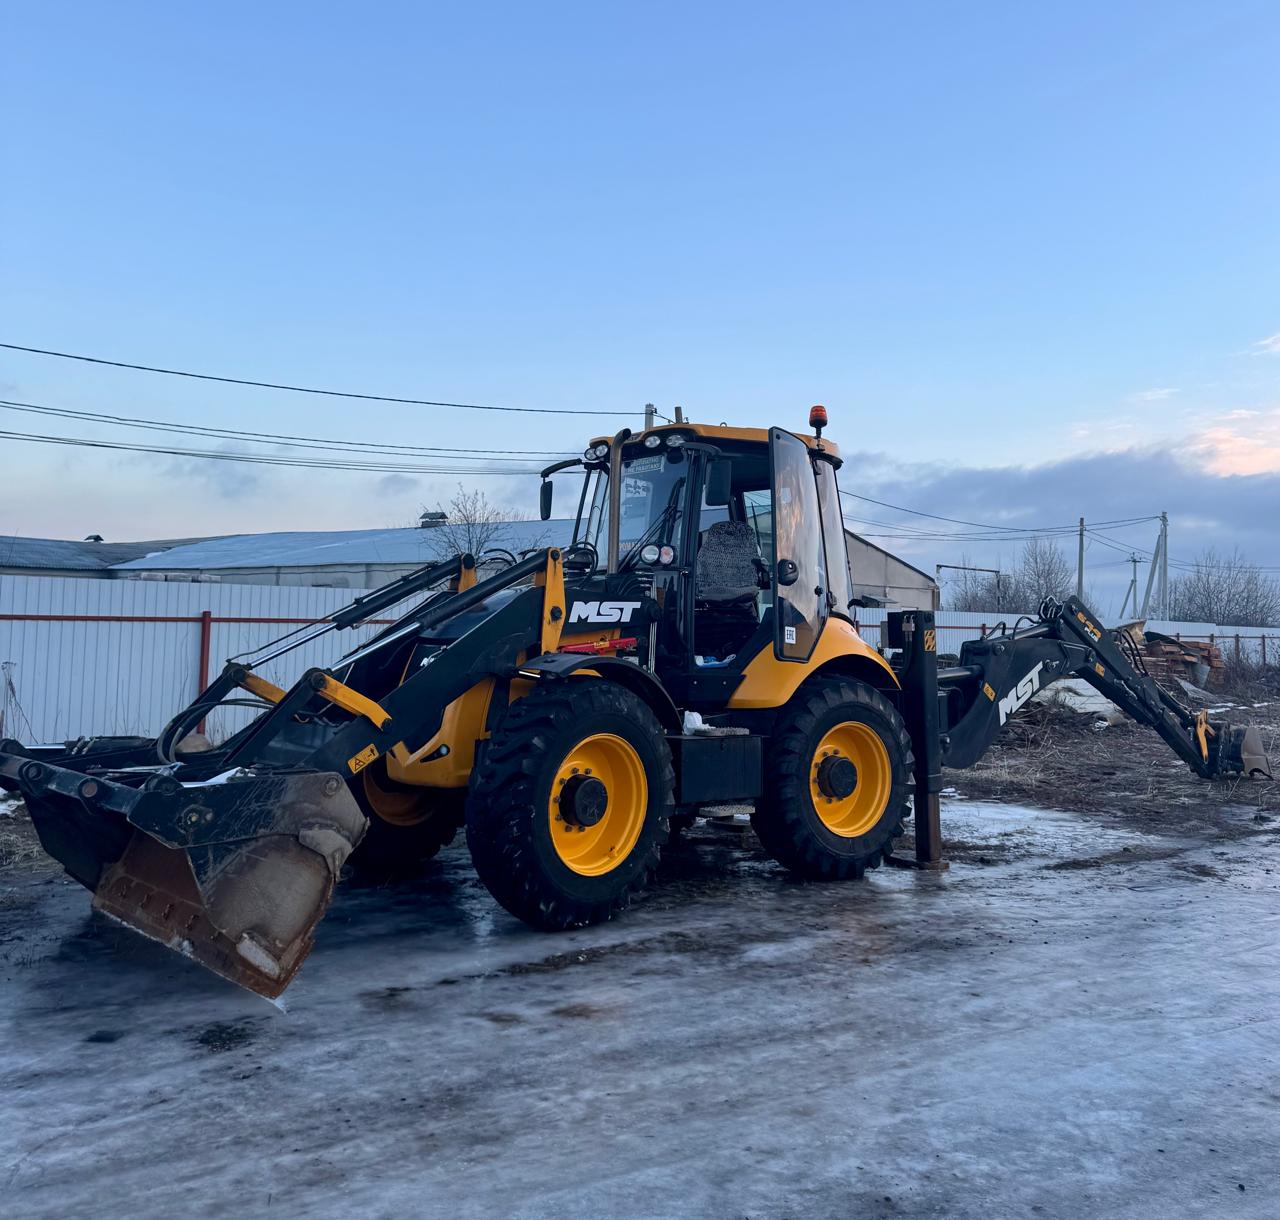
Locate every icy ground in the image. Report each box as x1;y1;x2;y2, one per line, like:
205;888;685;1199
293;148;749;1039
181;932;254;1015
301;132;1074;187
1;800;1278;1219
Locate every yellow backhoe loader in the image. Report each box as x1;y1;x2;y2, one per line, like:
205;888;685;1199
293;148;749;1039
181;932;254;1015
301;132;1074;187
2;409;1270;997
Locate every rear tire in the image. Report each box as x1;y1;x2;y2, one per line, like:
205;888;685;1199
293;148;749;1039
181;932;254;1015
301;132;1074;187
752;676;913;880
466;682;673;929
347;759;465;877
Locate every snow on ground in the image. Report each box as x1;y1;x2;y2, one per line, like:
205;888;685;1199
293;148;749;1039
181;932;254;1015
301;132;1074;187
1;801;1278;1219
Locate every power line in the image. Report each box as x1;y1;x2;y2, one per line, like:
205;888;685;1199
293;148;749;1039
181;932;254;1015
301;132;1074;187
0;397;576;461
0;341;640;417
0;427;548;475
839;487;1159;536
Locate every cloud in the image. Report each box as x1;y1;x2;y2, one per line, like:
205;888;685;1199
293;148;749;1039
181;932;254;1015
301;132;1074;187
1188;407;1280;477
1130;388;1178;402
842;442;1280;580
1252;332;1280;355
376;474;417;495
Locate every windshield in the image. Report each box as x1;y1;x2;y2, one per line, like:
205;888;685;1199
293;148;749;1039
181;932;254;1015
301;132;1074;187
578;451;689;561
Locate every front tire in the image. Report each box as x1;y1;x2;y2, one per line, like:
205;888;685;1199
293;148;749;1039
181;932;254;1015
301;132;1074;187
752;676;913;879
466;682;673;929
347;759;466;877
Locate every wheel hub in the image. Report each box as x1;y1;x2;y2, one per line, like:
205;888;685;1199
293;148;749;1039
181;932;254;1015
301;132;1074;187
560;774;609;828
816;754;858;800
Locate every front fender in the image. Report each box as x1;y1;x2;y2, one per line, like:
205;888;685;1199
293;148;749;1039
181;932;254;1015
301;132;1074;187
516;654;683;734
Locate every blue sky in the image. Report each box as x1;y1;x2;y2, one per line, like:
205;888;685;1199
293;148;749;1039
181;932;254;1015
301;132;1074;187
2;2;1278;610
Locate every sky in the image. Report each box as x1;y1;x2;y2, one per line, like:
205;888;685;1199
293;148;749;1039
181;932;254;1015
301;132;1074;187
2;1;1278;614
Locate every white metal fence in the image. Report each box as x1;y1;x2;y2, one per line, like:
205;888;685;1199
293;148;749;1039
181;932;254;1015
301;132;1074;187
2;574;1278;744
0;575;403;744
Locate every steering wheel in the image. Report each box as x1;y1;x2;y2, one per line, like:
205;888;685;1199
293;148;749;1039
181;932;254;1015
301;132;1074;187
563;541;599;572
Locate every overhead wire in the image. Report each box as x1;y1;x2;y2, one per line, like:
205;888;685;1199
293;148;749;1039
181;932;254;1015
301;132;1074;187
0;341;641;417
0;428;548;475
0;397;576;461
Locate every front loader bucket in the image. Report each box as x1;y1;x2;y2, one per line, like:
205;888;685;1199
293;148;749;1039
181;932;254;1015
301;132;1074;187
1212;723;1273;780
2;752;367;998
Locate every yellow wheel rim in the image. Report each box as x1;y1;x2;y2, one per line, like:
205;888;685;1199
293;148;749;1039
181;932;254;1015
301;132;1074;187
549;733;648;876
362;763;434;827
809;721;892;837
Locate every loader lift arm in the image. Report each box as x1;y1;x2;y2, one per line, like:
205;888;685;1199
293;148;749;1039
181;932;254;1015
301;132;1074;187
0;548;571;997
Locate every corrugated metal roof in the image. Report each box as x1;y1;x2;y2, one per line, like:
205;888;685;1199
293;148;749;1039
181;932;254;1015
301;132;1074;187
112;521;578;571
0;535;205;571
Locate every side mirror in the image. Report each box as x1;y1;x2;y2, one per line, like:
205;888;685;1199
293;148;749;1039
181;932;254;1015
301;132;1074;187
776;558;799;586
539;480;554;521
705;458;732;507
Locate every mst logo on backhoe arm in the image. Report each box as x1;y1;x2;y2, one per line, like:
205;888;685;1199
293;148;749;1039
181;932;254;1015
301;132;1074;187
567;600;642;624
997;661;1045;725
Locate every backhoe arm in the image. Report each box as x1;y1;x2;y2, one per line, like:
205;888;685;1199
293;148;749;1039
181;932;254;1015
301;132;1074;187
932;597;1271;779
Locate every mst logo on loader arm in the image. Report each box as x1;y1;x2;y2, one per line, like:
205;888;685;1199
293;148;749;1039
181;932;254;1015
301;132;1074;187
567;600;642;624
998;661;1045;725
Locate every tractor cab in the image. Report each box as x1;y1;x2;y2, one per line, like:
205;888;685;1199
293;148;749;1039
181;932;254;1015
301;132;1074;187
542;411;858;703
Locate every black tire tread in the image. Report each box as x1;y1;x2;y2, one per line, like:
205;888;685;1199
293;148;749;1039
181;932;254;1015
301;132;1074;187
466;681;673;929
752;675;914;880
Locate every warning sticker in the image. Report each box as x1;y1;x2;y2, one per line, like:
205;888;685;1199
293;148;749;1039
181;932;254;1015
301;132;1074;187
624;455;664;474
347;744;378;774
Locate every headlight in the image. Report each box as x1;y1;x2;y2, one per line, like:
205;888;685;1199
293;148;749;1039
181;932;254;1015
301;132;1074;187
640;544;661;565
592;443;610;459
666;433;687;448
643;434;662;449
658;545;676;565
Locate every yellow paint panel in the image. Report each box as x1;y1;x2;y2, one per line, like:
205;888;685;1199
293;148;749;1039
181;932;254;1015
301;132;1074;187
728;618;897;710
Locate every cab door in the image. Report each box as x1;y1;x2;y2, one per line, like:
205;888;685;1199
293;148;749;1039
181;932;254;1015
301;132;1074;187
769;428;829;661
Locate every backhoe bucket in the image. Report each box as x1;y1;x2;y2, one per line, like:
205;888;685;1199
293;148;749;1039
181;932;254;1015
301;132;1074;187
1212;723;1273;780
1;751;367;998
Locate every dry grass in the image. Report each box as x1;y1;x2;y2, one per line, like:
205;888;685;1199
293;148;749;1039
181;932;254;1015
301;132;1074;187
0;798;44;870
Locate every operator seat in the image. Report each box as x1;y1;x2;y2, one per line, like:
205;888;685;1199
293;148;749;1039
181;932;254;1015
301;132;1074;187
696;521;763;604
695;521;765;659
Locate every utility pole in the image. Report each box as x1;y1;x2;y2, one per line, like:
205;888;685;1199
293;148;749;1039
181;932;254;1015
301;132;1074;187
1139;525;1162;618
1077;517;1085;599
644;403;655;430
1159;511;1169;618
1119;554;1140;618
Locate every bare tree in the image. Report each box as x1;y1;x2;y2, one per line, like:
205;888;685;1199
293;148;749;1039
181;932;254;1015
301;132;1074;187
1168;548;1280;627
945;557;1021;612
1015;537;1075;606
422;486;544;564
943;540;1073;612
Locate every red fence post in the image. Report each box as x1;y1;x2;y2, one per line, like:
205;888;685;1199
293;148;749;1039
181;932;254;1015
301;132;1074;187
196;609;213;735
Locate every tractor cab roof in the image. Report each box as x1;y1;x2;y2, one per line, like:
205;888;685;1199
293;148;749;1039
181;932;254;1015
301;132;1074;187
589;421;841;459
